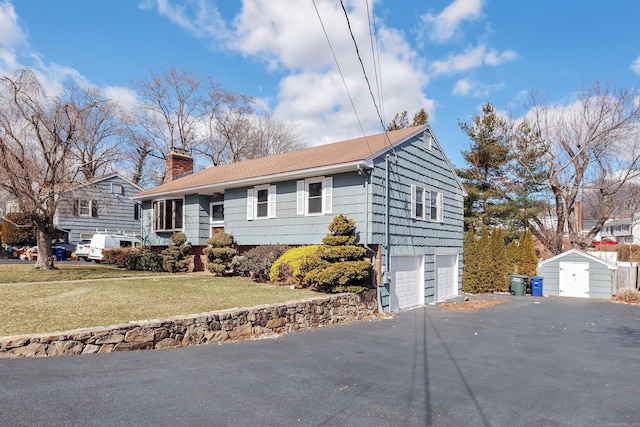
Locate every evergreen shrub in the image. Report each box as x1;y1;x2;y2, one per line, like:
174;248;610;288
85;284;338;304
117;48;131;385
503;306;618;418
269;245;324;286
203;232;237;275
161;232;192;273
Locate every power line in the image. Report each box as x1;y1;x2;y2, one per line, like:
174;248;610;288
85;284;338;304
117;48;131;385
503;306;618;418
339;0;390;143
311;0;373;157
366;0;385;126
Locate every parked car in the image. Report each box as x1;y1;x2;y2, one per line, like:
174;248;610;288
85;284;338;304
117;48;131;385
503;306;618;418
88;233;141;262
75;240;92;261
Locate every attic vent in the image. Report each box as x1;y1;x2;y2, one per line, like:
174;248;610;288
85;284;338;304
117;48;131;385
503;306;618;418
422;132;432;151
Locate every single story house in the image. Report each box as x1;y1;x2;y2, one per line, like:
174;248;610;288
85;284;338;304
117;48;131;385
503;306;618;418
537;249;617;299
133;125;466;312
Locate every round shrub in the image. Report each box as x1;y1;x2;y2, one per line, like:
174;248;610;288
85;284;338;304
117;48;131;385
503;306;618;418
269;245;325;286
304;260;372;293
203;232;237;275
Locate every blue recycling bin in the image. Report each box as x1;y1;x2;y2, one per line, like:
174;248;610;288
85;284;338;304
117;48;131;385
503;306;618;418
54;246;65;261
530;276;543;297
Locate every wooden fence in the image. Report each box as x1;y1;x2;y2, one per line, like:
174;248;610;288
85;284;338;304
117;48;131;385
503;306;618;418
612;264;639;294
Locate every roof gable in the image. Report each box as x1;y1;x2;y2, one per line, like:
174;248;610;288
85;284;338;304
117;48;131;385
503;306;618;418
538;248;617;269
76;172;144;192
134;126;429;200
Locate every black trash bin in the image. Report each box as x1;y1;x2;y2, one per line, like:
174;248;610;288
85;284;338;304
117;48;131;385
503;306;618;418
530;276;543;296
54;245;65;261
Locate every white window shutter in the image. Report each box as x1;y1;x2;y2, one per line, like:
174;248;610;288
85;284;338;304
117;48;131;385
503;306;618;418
322;177;333;214
437;192;444;222
410;185;416;218
268;185;277;218
246;188;254;220
296;180;305;215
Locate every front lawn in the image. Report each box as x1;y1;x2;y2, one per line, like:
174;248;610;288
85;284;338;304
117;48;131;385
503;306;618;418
0;263;165;283
0;268;320;336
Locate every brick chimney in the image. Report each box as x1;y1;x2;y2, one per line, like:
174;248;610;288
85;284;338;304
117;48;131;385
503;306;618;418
165;147;194;182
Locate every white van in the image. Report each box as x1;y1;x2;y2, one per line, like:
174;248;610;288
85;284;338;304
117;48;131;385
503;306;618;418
88;233;142;262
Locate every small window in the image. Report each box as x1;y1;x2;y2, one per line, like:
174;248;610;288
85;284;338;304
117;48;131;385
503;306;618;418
411;185;426;220
134;203;141;221
79;200;90;216
430;191;444;222
112;183;124;195
308;182;323;214
153;198;183;231
246;185;276;220
297;177;333;216
256;188;269;218
78;200;98;217
210;202;224;224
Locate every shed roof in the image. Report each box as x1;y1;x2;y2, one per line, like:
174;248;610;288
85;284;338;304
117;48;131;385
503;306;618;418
538;248;617;270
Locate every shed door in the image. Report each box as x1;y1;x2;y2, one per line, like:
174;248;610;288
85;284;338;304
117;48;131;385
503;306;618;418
390;256;424;311
559;262;590;298
436;254;458;301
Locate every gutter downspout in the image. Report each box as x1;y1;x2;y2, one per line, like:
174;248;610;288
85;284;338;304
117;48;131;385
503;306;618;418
382;153;395;312
359;164;383;313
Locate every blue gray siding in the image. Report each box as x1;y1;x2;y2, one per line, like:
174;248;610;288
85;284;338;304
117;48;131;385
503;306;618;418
538;251;614;299
368;133;465;305
139;129;465;310
225;172;368;246
55;175;142;244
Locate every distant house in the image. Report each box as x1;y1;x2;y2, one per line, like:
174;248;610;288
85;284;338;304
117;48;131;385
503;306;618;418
133;126;466;312
54;173;143;245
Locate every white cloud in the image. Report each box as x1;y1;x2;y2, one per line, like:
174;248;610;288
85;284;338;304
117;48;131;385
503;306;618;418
0;1;27;73
232;0;435;145
421;0;484;43
431;44;516;76
103;86;139;110
631;54;640;75
0;1;25;45
452;77;504;97
139;0;233;49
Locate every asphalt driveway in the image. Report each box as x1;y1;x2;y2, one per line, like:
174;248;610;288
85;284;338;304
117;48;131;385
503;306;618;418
1;296;639;426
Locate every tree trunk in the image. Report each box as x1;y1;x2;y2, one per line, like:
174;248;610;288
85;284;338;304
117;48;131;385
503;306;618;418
34;230;55;270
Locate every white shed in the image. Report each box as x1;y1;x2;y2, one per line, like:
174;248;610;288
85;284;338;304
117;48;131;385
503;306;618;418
537;249;617;299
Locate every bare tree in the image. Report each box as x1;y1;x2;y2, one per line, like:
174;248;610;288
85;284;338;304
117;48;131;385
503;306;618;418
513;81;640;254
247;113;303;159
130;65;203;183
0;69;86;270
65;82;125;180
197;77;254;165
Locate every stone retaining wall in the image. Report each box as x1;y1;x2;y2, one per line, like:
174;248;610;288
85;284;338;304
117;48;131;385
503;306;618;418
0;291;379;358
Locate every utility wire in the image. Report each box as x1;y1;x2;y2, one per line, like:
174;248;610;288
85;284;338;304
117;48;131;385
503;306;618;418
366;0;385;126
339;0;392;146
311;0;373;157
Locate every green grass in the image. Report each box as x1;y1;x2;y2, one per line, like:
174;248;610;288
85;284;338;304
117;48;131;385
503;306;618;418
0;267;320;336
0;264;165;283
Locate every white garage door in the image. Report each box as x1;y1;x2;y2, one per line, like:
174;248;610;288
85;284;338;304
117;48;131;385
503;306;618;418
390;256;424;311
436;254;458;301
559;262;590;298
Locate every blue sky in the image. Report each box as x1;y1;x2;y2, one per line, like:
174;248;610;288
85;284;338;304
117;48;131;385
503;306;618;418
1;0;640;169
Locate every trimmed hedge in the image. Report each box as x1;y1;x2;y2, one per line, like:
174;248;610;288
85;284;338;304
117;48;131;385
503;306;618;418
269;245;323;286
